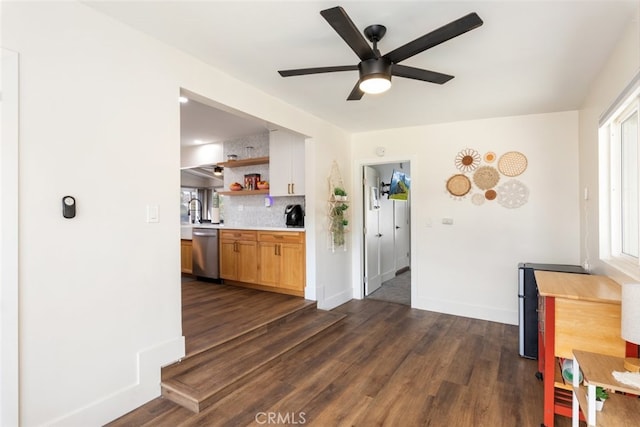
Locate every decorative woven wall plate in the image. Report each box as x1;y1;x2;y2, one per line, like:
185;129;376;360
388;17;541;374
498;151;528;177
497;179;529;208
446;174;472;197
473;166;500;190
471;193;485;205
455;148;480;172
484;152;496;163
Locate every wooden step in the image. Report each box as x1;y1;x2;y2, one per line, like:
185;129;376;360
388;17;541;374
182;283;319;358
161;309;345;413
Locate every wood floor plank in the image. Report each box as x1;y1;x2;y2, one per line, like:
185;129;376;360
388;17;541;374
181;281;316;356
108;286;581;427
162;309;344;411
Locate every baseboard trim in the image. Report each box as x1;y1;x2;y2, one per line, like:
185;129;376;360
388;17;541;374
318;288;352;310
47;336;185;427
395;266;410;275
414;296;517;325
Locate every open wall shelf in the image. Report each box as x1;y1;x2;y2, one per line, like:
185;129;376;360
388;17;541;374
217;156;269;168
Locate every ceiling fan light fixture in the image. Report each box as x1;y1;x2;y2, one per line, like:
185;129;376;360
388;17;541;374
359;76;391;94
358;58;392;95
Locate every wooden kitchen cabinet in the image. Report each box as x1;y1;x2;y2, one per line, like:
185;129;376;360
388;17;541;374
269;129;305;196
181;239;193;274
257;231;305;295
219;230;258;283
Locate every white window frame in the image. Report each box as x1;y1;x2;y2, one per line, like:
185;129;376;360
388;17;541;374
599;73;640;279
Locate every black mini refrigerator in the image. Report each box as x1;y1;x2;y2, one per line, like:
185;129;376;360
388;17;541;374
518;263;587;359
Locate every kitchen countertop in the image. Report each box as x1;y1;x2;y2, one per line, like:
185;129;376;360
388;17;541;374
181;224;305;240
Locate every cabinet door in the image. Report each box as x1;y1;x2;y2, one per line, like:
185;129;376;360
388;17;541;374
279;243;305;291
219;240;238;280
288;137;305;195
258;242;280;286
181;239;193;274
236;240;258;284
269;130;305;196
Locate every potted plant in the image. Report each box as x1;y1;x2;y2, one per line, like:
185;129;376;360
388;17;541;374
591;386;609;411
332;203;349;216
334;187;347;201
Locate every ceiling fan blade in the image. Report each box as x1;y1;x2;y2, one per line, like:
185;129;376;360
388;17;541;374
392;64;454;84
278;65;358;77
384;12;483;64
347;81;364;101
320;6;376;61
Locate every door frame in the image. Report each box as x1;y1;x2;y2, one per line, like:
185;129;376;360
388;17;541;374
351;157;415;305
1;48;20;427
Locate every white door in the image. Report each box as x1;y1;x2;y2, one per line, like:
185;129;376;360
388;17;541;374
394;200;410;270
364;166;382;295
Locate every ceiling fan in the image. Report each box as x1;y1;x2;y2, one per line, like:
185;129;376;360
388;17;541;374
278;6;483;100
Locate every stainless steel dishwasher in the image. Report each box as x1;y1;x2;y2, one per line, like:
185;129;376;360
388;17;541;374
192;228;219;279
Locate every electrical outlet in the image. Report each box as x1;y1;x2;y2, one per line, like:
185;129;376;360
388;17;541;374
442;218;453;225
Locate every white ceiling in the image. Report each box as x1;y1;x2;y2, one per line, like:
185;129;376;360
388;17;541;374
86;0;639;140
179;95;268;147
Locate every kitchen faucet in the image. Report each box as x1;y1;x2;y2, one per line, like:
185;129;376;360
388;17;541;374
188;198;203;224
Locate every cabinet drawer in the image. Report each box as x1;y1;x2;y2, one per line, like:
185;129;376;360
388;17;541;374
258;231;304;244
220;230;257;241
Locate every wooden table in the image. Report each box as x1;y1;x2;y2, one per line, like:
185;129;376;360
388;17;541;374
572;350;640;426
535;271;638;427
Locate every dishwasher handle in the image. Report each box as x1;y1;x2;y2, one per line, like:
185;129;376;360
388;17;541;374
192;229;218;237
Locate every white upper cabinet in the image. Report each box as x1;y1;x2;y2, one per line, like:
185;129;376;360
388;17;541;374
269;129;305;196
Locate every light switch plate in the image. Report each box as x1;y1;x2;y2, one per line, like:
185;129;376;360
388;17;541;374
146;205;159;223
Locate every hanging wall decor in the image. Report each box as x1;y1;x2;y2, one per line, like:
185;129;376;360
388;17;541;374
327;161;349;251
473;166;500;190
446;174;472;198
484;151;497;163
454;148;481;172
497;151;528;177
497;179;529;208
471;193;485;205
446;148;529;208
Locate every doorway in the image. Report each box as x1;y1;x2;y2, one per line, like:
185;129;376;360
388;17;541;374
363;162;411;306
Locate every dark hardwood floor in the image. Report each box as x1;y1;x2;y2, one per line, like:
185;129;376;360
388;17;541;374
181;279;316;357
108;281;578;426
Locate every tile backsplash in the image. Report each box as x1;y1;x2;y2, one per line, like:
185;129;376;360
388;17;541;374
220;132;305;228
220;194;305;228
223;133;270;160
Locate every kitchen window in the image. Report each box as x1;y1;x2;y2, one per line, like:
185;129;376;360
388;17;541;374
600;72;640;278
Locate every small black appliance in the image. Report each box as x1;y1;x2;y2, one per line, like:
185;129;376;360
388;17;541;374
517;263;587;359
285;204;304;228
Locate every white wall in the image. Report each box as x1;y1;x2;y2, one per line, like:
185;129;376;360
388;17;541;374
352;111;581;324
578;10;640;283
2;1;351;425
1;47;20;427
